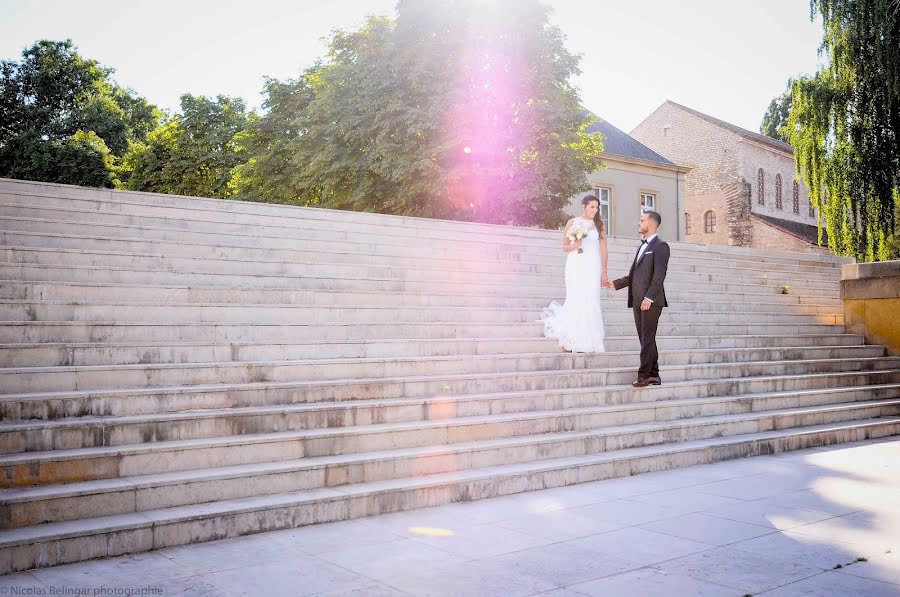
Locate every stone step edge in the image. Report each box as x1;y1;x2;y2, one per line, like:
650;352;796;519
0;334;861;351
2;354;890;382
0;218;846;283
0;344;871;374
0;344;877;378
0;320;847;332
0;278;845;301
0;228;845;276
0;181;852;265
7;380;900;440
0;196;847;265
4;390;899;505
0;244;842;288
5;367;896;408
1;187;846;263
0;416;893;568
0;265;842;298
0;299;845;315
0;269;842;302
3;373;898;464
0;287;843;311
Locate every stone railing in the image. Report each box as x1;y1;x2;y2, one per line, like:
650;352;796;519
841;260;900;355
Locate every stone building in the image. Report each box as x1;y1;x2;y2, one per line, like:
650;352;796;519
630;100;829;253
567;119;689;241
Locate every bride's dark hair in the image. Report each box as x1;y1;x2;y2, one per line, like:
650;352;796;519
581;195;605;238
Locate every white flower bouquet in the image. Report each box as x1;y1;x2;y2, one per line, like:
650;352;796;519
567;224;589;253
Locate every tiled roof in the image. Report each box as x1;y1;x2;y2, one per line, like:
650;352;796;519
752;212;828;246
585;118;676;166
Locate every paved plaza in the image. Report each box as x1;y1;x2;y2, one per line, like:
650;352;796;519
2;438;898;596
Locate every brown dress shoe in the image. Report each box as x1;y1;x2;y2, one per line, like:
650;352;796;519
632;378;650;388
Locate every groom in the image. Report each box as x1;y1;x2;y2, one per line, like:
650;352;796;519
605;211;670;387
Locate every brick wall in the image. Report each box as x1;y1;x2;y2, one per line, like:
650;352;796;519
683;190;731;246
630;102;742;196
725;181;753;247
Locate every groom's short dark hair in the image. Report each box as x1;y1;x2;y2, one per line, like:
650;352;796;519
644;210;662;227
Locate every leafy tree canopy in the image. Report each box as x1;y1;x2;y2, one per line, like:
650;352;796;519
787;0;900;261
0;39;162;187
120;94;251;198
234;0;603;227
760;79;793;144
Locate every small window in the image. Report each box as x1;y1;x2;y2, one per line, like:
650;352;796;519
594;187;611;235
704;210;716;233
685;213;693;235
793;181;800;214
775;174;783;209
640;193;656;211
757;169;765;205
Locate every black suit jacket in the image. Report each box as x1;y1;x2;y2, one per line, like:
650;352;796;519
613;236;670;308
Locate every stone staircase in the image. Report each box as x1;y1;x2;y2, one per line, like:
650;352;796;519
1;177;898;575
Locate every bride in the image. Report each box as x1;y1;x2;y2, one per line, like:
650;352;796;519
540;194;609;353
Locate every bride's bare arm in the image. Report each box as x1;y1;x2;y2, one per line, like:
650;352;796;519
600;231;609;281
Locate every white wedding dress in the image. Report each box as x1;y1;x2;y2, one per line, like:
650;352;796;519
540;217;606;352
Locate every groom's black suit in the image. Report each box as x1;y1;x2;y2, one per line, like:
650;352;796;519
613;236;670;380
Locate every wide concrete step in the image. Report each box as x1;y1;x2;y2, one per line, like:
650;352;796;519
4;351;890;396
0;417;893;575
0;334;867;367
0;300;843;326
0;215;846;279
0;280;843;310
5;366;895;427
0;358;900;454
4;370;896;487
0;246;840;293
0;262;841;300
0;272;842;312
0;228;844;281
0;345;877;388
0;319;848;344
2;390;898;529
0;191;848;267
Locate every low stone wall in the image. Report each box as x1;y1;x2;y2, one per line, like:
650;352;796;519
841;260;900;355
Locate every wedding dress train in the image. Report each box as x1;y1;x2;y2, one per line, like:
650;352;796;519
540;217;606;353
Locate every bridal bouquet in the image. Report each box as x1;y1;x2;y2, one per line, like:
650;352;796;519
567;224;589;253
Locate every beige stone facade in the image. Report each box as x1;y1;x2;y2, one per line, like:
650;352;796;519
630;101;828;253
566;118;689;242
567;155;687;241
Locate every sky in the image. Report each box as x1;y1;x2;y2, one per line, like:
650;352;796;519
0;0;826;133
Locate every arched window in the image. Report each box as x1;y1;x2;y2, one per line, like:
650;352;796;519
704;210;716;233
793;181;800;214
757;169;765;205
775;174;783;209
685;213;693;235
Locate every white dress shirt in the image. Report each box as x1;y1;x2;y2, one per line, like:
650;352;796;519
635;234;657;264
636;234;658;303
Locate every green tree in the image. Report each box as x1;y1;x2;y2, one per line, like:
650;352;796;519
229;76;318;203
787;0;900;261
760;79;793;143
121;94;251;198
0;39;162;186
234;0;603;227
